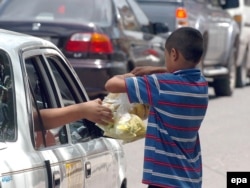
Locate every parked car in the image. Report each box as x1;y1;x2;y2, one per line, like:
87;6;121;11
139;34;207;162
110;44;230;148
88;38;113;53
0;0;166;99
0;29;127;188
135;0;240;96
224;0;250;87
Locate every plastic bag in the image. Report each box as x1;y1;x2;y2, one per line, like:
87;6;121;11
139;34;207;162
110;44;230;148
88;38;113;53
96;93;149;143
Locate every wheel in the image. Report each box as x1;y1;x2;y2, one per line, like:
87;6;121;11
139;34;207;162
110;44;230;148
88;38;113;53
236;47;248;88
213;48;236;96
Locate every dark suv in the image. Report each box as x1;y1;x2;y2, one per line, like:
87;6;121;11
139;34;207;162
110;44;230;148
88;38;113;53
0;0;166;99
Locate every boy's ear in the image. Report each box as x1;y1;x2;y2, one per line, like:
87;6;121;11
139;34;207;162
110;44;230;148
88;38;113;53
170;48;178;61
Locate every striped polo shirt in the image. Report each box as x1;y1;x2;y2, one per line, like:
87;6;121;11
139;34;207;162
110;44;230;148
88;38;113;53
125;69;208;188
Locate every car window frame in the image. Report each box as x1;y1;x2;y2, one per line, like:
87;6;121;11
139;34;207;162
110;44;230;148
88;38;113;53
21;47;100;149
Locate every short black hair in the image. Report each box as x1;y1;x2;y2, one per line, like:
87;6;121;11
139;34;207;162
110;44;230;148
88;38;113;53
165;27;204;64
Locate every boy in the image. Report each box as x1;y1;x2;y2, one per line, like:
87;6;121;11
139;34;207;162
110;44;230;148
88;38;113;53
105;27;209;188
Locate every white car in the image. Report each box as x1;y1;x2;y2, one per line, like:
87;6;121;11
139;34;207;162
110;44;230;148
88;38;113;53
225;0;250;87
0;29;127;188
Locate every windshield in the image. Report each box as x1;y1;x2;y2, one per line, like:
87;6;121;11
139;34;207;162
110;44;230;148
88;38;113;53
0;0;113;25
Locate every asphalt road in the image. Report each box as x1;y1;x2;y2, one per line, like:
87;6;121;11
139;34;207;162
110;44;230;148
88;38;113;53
123;85;250;188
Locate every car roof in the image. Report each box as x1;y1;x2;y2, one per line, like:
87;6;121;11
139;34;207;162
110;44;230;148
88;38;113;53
0;29;55;52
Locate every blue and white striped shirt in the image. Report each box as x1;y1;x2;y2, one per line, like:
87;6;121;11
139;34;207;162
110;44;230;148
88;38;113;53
125;69;208;188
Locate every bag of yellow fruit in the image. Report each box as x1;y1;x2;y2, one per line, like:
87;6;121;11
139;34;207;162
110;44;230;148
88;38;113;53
96;93;149;143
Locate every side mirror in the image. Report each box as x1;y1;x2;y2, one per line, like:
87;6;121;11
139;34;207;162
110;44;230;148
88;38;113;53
152;22;169;35
221;0;239;9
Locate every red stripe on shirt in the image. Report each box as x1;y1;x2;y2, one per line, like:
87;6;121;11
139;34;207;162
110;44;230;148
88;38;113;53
147;134;198;154
159;80;208;86
146;134;177;146
163;122;200;131
144;76;152;105
159;101;207;109
145;158;202;172
142;180;178;188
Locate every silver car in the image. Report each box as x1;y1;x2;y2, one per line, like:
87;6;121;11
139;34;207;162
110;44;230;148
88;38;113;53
0;29;127;188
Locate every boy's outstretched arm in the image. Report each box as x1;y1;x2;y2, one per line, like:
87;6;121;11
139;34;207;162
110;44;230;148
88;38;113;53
131;66;167;76
105;73;134;93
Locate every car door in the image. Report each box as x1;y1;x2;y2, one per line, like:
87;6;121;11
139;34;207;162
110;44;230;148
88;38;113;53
23;49;85;188
44;53;116;188
0;49;49;188
23;48;116;188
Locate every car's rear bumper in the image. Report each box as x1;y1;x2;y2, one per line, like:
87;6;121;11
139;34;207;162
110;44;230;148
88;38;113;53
69;58;128;98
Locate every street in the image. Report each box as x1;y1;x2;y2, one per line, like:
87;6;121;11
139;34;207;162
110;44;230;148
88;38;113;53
123;85;250;188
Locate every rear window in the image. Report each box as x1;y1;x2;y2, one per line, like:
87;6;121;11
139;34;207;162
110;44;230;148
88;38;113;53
0;0;113;26
135;0;180;32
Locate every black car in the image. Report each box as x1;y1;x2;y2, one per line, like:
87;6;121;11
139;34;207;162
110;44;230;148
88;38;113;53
0;0;166;99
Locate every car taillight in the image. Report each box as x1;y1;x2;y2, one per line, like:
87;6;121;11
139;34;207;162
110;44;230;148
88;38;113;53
175;7;188;27
144;49;159;57
176;7;187;19
65;32;113;54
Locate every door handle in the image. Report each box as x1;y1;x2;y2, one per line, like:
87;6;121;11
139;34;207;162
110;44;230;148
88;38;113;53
53;171;61;188
85;161;91;178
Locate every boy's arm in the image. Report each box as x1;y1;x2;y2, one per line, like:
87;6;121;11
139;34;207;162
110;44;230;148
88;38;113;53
105;73;134;93
131;66;167;76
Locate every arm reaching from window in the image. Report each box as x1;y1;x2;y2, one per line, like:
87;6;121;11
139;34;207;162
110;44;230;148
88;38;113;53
36;99;113;130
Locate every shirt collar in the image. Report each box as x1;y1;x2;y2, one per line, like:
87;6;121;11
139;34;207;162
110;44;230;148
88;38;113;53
173;68;201;75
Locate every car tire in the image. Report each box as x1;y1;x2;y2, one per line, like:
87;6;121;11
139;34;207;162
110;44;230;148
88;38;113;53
236;47;248;88
213;48;236;96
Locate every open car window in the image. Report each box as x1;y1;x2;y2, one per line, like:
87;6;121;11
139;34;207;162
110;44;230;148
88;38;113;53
45;55;102;143
24;50;103;148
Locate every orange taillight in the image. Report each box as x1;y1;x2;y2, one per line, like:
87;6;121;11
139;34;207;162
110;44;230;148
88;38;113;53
176;7;188;19
65;32;113;54
175;7;188;27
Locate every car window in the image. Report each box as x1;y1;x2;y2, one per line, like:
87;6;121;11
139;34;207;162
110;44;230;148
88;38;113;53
45;55;98;143
0;50;15;142
127;0;149;26
25;52;102;148
114;0;140;31
0;0;113;26
127;0;153;33
25;55;65;148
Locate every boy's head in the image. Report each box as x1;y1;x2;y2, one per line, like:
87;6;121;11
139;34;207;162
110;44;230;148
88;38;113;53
165;27;204;71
